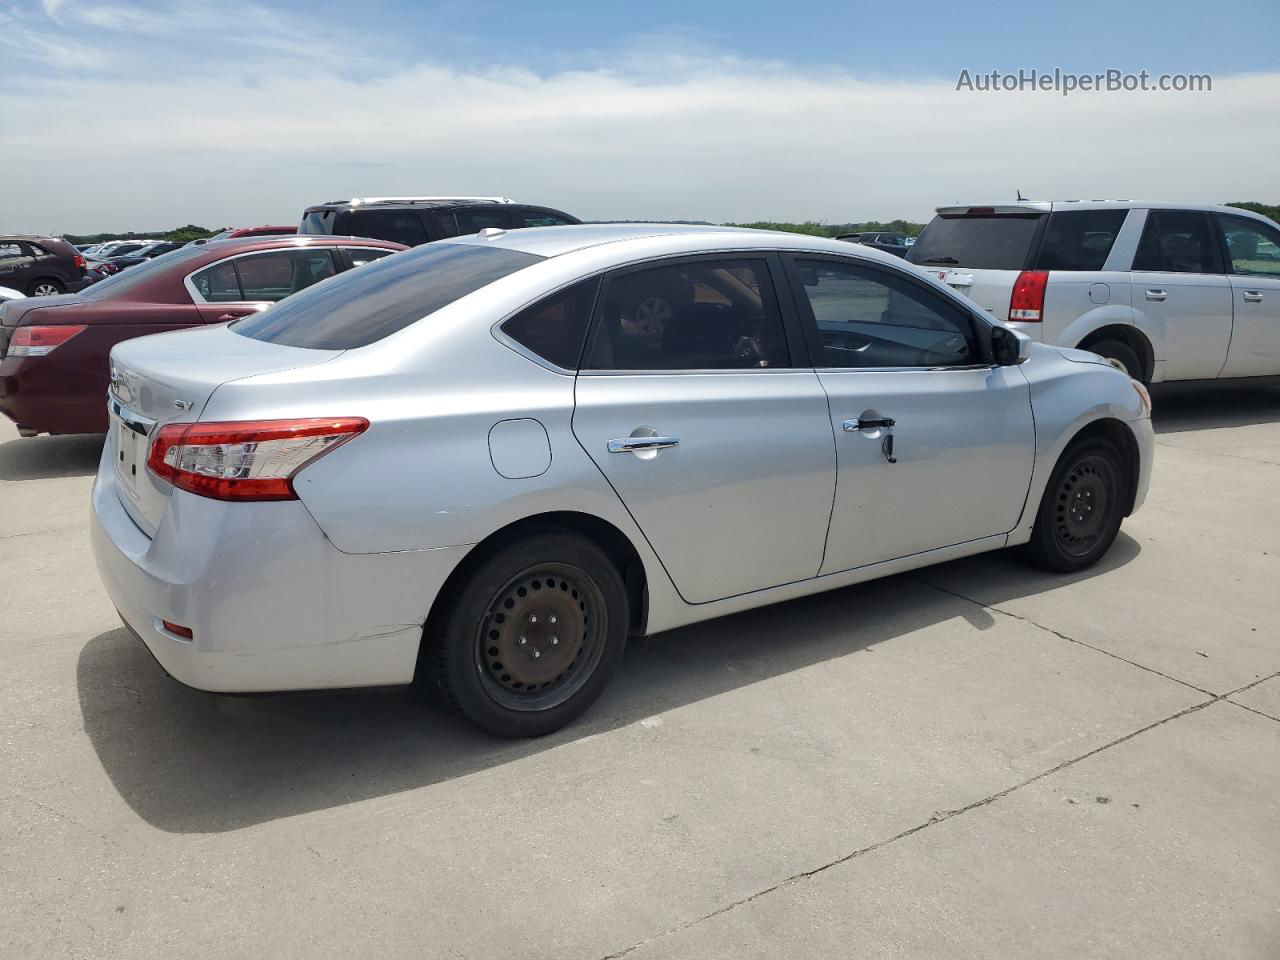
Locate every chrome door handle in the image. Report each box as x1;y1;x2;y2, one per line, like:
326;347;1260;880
1145;289;1168;301
1243;290;1265;303
843;417;896;432
608;436;680;453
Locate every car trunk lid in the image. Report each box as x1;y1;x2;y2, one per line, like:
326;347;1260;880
107;324;342;536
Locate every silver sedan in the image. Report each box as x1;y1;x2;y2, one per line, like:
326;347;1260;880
91;225;1153;736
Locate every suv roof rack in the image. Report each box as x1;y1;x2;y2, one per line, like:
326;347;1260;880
322;196;518;207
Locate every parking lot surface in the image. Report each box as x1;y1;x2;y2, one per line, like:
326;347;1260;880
2;382;1278;959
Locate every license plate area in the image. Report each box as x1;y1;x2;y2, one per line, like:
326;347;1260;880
110;399;155;502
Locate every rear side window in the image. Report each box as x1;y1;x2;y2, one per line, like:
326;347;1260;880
455;208;511;234
1132;210;1223;274
0;242;25;261
500;278;599;369
1033;210;1127;271
584;259;789;370
344;247;396;267
342;210;429;246
515;208;576;228
190;250;338;303
907;213;1044;270
232;242;544;349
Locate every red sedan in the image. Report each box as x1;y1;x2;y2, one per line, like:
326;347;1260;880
0;235;405;436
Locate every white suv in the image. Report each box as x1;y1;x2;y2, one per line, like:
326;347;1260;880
907;201;1280;384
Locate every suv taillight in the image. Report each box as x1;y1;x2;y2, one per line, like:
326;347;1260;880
73;254;86;270
1008;270;1049;322
8;325;87;357
147;418;368;501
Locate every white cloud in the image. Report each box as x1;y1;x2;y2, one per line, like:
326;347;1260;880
0;1;1276;234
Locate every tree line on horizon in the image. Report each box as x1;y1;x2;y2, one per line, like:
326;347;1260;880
57;203;1280;245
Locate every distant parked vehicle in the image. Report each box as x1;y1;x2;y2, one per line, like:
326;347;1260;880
0;236;405;436
836;232;909;258
298;197;580;247
90;224;1150;737
100;241;185;273
0;236;92;297
907;200;1280;384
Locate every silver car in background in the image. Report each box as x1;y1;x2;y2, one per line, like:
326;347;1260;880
92;224;1153;737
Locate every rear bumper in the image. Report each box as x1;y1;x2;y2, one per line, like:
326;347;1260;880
0;354;108;434
90;439;471;693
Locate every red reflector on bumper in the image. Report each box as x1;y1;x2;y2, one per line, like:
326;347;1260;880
161;620;193;639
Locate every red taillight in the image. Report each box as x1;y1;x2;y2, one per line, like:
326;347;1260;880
1008;270;1049;322
161;620;193;639
8;325;87;357
146;418;368;501
74;254;86;270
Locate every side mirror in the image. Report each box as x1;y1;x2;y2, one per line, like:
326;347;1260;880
991;325;1032;366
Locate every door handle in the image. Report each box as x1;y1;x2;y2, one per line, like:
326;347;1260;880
1145;289;1168;302
608;436;680;453
1243;290;1265;303
843;417;896;432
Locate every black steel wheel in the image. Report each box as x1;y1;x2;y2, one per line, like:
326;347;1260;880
425;531;628;737
1024;437;1129;573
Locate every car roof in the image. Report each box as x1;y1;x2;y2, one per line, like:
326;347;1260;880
305;197;520;212
934;200;1275;220
440;222;893;261
191;235;406;252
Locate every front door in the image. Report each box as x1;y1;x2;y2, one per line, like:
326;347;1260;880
1216;213;1280;378
1129;209;1233;380
571;255;836;604
783;255;1036;574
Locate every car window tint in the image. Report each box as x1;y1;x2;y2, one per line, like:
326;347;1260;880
1216;215;1280;278
344;210;429;246
455;208;511;234
345;247;396;267
299;210;332;235
1132;210;1223;274
794;258;977;368
517;209;574;227
235;249;337;302
907;213;1044;270
1034;209;1128;271
232;243;544;349
585;259;789;370
501;278;599;369
190;259;242;302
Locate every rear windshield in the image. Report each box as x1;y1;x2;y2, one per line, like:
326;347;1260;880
1034;209;1128;271
231;242;543;349
299;210;333;235
79;245;208;301
907;213;1044;270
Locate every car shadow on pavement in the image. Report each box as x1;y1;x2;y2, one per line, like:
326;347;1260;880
76;533;1140;835
1152;379;1280;434
0;433;103;480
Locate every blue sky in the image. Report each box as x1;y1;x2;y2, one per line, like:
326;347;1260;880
0;0;1277;233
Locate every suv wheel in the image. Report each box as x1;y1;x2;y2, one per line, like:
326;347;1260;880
426;531;629;737
1086;340;1143;384
28;278;65;297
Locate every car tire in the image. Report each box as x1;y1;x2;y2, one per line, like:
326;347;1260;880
425;531;629;737
1086;340;1144;384
1023;436;1129;573
27;278;65;297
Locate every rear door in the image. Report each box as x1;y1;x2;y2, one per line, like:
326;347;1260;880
1129;210;1232;380
784;254;1035;574
571;254;836;603
907;206;1047;319
187;248;339;323
1215;213;1280;377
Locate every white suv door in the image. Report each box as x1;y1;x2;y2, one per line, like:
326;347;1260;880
1129;209;1233;380
784;255;1035;574
1215;213;1280;377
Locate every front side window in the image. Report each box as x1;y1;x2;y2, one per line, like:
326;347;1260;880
585;259;789;370
1216;215;1280;277
232;242;544;349
501;278;599;369
794;258;978;368
342;210;429;246
1132;210;1223;274
1035;209;1128;271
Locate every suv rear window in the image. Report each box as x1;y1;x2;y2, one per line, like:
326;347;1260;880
1034;210;1127;271
907;213;1044;270
231;242;543;349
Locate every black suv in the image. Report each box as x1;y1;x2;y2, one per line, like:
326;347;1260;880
0;236;91;296
298;197;580;246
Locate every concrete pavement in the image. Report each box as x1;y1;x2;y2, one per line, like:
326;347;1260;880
1;380;1277;958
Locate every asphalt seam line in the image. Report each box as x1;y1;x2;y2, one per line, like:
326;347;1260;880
1154;437;1280;468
